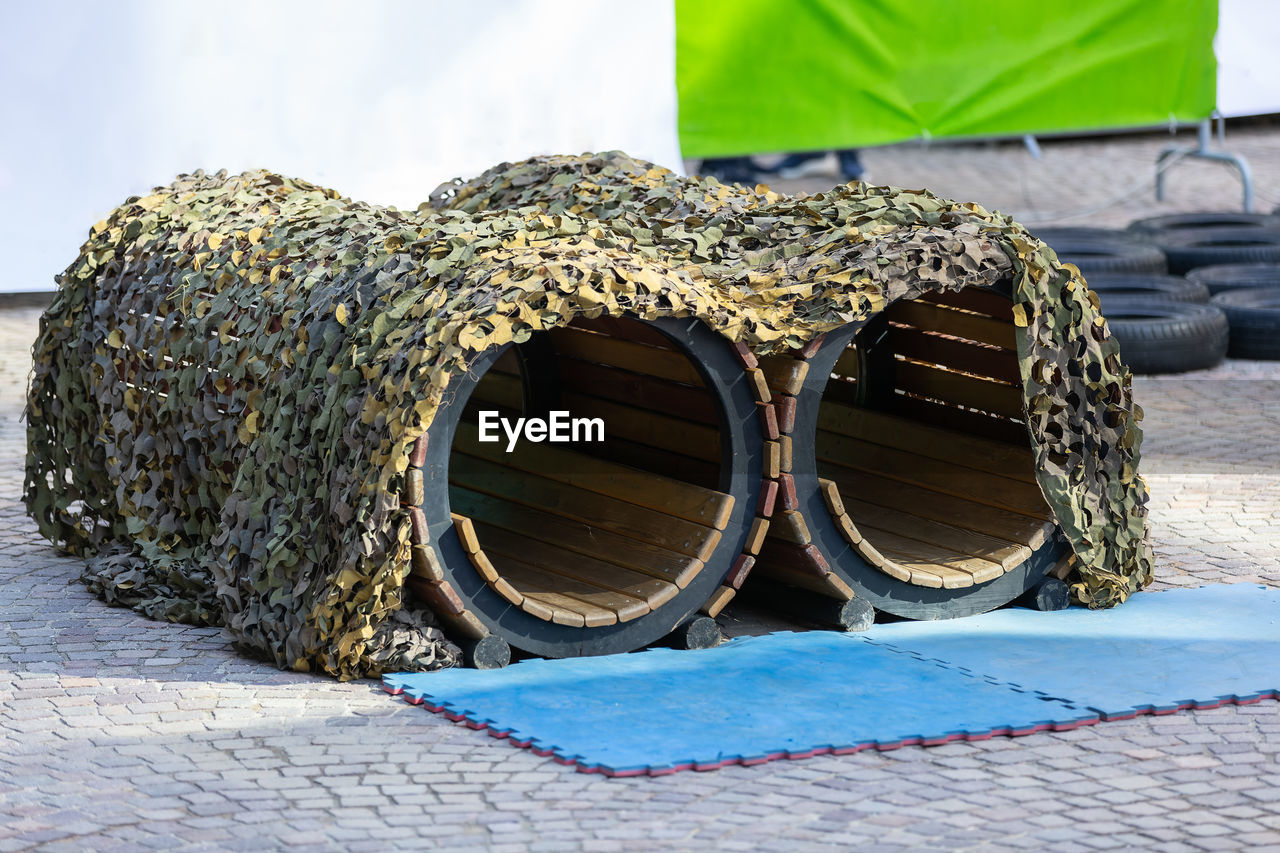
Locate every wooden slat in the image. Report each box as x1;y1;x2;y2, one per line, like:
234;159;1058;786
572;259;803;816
817;433;1049;518
489;552;643;625
548;326;703;385
451;513;480;553
468;370;524;410
770;510;811;545
451;453;721;560
818;404;1037;483
573;435;720;491
833;347;860;380
453;421;734;528
887;325;1021;384
557;357;718;425
570;316;676;350
889;393;1029;446
560;391;721;462
841;497;1031;570
700;585;736;618
892;360;1026;419
920;288;1015;321
822;466;1054;547
758;355;809;396
452;486;701;588
854;526;1003;585
886;300;1015;349
492;348;521;373
476;523;677;612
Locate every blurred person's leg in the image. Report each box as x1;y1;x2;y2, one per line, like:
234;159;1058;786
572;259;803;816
698;156;760;185
837;148;865;181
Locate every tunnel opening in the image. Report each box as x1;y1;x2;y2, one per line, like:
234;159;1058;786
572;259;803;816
439;316;738;633
814;286;1056;591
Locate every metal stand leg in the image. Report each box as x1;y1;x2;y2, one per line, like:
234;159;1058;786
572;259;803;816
1155;116;1255;212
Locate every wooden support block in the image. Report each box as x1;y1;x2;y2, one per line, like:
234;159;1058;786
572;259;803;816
744;367;772;404
796;335;825;359
1015;576;1070;612
764;441;781;479
757;402;780;440
744;517;770;555
408;506;429;544
774;395;797;434
758;355;810;396
409;577;466;616
461;634;510;669
410;544;444;581
450;513;480;554
778;435;792;472
837;512;863;545
771;510;812;545
756;478;778;518
409;434;429;467
661;615;723;650
819;478;845;517
731;341;758;369
403;468;424;507
699;585;736;618
777;473;798;511
724;554;755;589
448;609;491;641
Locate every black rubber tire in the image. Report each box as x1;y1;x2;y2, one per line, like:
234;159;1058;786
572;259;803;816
1100;299;1229;374
1187;263;1280;295
1085;273;1209;303
1152;227;1280;275
1127;212;1280;238
1033;227;1140;244
1034;233;1167;275
1210;289;1280;360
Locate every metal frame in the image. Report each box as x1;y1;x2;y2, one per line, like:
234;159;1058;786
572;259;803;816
1156;116;1255;212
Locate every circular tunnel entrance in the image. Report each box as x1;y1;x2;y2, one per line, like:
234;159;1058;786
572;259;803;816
784;284;1066;619
412;316;764;659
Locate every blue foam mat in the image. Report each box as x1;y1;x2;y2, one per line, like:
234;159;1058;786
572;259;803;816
863;584;1280;719
385;631;1085;775
384;584;1280;775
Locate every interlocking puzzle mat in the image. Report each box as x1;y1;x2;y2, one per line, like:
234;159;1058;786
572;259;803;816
384;585;1280;776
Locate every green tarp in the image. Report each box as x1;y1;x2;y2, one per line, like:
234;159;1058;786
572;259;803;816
677;0;1218;158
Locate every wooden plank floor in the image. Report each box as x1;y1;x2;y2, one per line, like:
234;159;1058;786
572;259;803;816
818;403;1054;590
449;426;735;625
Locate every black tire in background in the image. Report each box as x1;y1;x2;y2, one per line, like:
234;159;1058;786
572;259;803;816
1210;289;1280;360
1033;227;1140;244
1100;299;1229;375
1152;227;1280;275
1127;212;1280;238
1033;232;1168;275
1085;273;1209;304
1187;263;1280;295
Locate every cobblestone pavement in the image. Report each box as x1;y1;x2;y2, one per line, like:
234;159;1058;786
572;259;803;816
4;129;1280;851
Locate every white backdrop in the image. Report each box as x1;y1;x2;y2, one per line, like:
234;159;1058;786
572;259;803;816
0;1;681;292
1217;0;1280;117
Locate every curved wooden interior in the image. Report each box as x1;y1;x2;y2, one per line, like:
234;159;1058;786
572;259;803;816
448;317;734;627
816;288;1055;590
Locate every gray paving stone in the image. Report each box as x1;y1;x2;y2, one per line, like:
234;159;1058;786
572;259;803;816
4;130;1280;848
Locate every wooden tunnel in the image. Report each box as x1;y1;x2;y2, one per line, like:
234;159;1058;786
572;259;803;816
402;316;769;666
755;283;1069;621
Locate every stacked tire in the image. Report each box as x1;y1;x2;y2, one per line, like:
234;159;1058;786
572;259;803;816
1033;215;1280;371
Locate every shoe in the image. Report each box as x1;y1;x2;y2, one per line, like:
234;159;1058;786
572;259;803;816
837;149;865;182
771;151;837;180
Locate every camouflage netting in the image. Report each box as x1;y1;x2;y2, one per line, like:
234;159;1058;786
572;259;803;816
26;152;1152;680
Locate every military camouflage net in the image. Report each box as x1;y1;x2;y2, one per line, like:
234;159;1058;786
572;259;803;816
26;152;1152;679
